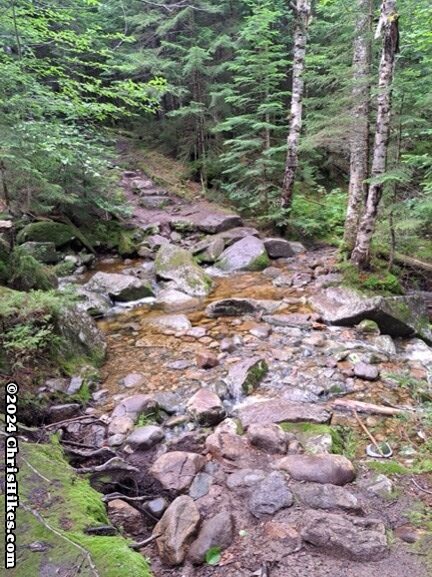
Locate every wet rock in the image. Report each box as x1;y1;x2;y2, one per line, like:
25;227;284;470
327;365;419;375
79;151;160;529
275;454;355;486
150;451;206;491
146;497;168;519
156;289;201;312
226;357;268;398
155;243;212;297
263;313;311;328
125;425;165;450
20;241;59;264
250;324;271;339
196;351;219;369
264;238;295;258
154;391;182;414
301;511;388;560
354;362;380;381
236;399;331;428
107;499;143;536
187;388;226;426
188;511;233;564
197;212;243;234
84;271;154;302
206;298;280;318
46;403;80;423
249;472;294;518
217;236;270;272
75;287;112;317
119;373;146;389
226;468;267;490
247;423;287;454
154;496;200;566
189;472;213;500
294;483;360;512
146;313;192;333
310;287;432;344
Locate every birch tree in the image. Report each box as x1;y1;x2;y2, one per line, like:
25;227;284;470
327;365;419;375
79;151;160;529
281;0;312;211
351;0;400;268
343;0;372;252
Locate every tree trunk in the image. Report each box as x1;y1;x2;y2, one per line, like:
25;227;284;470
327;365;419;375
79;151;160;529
351;0;399;269
281;0;311;210
343;0;372;252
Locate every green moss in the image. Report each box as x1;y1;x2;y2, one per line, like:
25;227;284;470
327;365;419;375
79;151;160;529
12;440;152;577
17;221;77;248
367;460;409;475
83;221;138;256
249;252;271;271
8;246;58;291
54;260;76;277
279;423;358;458
338;261;403;296
243;359;268;393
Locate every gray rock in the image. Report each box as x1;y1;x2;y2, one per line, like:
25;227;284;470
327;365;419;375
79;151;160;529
275;454;355;486
236;399;331;428
226;357;268;399
85;271;154;302
189;472;213;500
46;403;80;423
250;324;271;339
139;196;172;209
206;298;280;317
226;469;267;490
197;236;225;263
75;287;112;317
67;376;84;395
301;510;388;560
150;451;206;491
108;416;135;436
310;287;432;344
247;423;287;454
263;313;311;328
155;243;212;297
188;511;233;564
119;373;146;389
111;394;157;421
249;472;294;518
20;241;59;264
154;391;182;414
154;496;200;566
45;377;70;393
198;213;243;234
205;430;248;461
186;388;226;426
354;362;380;381
126;425;165;450
217;236;270;272
107;499;142;536
146;497;168;519
294;483;360;512
56;306;107;361
360;474;393;496
264;238;295;258
287;241;306;254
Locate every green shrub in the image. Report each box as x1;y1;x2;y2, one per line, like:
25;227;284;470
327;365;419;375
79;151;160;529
339;260;403;296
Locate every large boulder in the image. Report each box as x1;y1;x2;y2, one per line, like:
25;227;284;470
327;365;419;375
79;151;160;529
310;287;432;344
85;271;154;302
275;454;355;486
236;399;331;428
264;238;295;258
217;236;270;272
150;452;206;491
206;298;281;317
197;212;243;234
155;243;212;297
56;306;107;362
293;483;360;512
154;496;200;566
17;221;76;248
301;511;388;560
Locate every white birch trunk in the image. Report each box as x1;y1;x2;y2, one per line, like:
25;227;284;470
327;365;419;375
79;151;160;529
351;0;399;268
281;0;311;210
343;0;372;252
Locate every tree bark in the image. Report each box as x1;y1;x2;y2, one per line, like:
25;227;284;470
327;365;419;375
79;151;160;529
281;0;311;210
343;0;372;252
351;0;399;268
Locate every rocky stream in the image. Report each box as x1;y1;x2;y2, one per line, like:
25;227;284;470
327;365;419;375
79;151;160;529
8;169;432;577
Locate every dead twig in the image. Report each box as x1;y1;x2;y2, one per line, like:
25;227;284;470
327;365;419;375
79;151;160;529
44;415;103;430
74;457;139;475
411;477;432;496
129;533;160;550
102;493;151;503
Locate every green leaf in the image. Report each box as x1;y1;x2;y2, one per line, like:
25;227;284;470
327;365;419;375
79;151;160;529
205;547;221;566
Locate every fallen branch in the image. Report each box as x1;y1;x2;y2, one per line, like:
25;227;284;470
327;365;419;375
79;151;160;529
102;492;151;503
129;533;160;550
63;446;115;460
21;503;100;577
331;399;406;416
44;415;102;430
74;457;139;475
21;456;52;484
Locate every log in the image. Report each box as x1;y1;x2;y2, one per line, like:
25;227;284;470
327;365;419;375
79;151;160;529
330;399;406;416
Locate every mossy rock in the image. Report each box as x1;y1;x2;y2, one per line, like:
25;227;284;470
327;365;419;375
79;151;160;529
82;221;138;256
17;221;77;248
155;243;212;297
20;241;60;264
4;440;152;577
8;247;58;291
